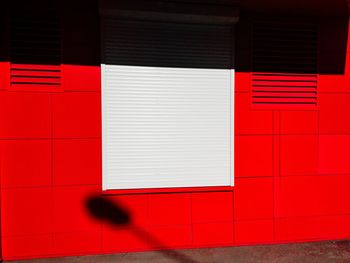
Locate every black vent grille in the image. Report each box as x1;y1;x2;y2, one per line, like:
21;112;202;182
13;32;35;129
252;21;319;107
251;73;317;105
10;64;61;89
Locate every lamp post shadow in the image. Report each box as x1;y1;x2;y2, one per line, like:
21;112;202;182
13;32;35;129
86;196;199;263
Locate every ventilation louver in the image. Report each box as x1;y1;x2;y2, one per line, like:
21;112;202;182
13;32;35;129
9;2;61;89
252;21;319;107
10;64;61;89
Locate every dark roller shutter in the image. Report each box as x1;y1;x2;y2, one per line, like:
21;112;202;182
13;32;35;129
102;18;233;69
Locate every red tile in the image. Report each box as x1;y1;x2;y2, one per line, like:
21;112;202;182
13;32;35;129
53;139;101;186
53;231;102;255
279;175;350;218
235;72;250;92
192;192;233;223
235;135;273;178
235;93;273;135
235;220;274;244
62;65;101;92
102;227;150;252
0;62;10;90
318;74;350;93
278;176;319;217
2;188;53;236
1;140;51;188
280;135;318;176
0;91;51;139
319;135;350;175
275;217;322;241
53;186;102;232
280;111;318;134
149;193;191;226
275;215;350;242
317;175;350;215
193;222;233;246
319;93;350;134
104;195;149;228
321;215;350;239
52;92;101;138
148;225;192;248
2;234;53;260
234;178;274;220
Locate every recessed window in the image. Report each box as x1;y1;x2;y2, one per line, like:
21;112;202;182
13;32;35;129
101;17;235;190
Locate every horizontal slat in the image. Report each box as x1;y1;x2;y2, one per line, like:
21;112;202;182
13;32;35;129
252;80;316;86
252;97;317;103
11;70;61;77
252;92;316;98
253;87;316;93
11;84;60;89
252;75;317;81
11;64;61;70
11;77;60;84
253;72;317;76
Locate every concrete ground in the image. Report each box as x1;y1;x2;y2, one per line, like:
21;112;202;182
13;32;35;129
11;240;350;263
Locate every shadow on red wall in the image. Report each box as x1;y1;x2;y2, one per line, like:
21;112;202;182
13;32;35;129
86;196;199;263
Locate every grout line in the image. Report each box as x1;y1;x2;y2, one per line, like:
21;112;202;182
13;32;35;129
272;111;276;241
50;92;55;247
190;193;194;246
232;189;235;244
1;184;101;190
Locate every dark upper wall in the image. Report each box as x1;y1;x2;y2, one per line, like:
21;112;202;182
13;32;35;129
235;15;349;74
0;0;349;74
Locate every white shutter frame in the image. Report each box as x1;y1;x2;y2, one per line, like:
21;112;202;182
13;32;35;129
102;65;234;190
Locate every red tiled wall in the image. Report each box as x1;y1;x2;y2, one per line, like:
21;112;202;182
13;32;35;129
1;7;350;261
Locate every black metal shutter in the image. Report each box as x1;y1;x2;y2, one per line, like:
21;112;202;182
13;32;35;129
102;19;233;69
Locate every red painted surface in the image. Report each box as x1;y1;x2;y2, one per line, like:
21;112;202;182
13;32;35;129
1;6;350;262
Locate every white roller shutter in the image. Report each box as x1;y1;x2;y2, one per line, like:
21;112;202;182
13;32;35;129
102;19;234;190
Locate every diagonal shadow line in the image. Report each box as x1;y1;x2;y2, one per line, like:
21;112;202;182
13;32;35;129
86;196;199;263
